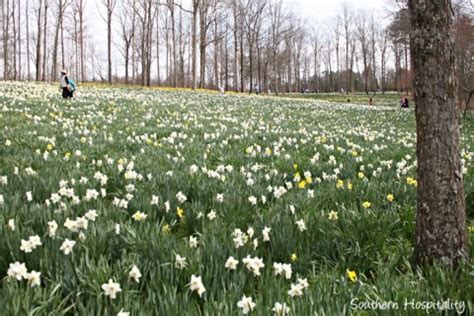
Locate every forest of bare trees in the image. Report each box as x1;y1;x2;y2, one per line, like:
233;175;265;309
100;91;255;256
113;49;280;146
0;0;472;99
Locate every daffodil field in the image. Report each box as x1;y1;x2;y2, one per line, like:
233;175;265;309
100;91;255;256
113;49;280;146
1;81;474;315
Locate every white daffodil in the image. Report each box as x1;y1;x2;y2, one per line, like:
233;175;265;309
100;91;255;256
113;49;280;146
129;265;142;283
237;295;256;314
101;279;122;299
59;239;76;255
224;256;239;270
187;274;206;297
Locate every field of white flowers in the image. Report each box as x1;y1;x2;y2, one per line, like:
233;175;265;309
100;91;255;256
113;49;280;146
1;81;473;315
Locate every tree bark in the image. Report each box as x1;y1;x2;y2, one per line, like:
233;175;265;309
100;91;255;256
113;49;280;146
191;0;198;89
409;0;468;266
35;0;43;81
42;0;48;81
26;0;31;80
17;0;21;79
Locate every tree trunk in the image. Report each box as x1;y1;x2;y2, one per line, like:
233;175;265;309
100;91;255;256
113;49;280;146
156;8;160;84
2;0;9;79
17;0;21;79
42;0;48;81
409;0;468;266
35;0;43;81
60;4;65;70
239;28;244;92
12;1;17;79
79;0;85;82
26;0;31;80
51;0;62;80
404;40;409;94
191;1;198;90
233;7;239;92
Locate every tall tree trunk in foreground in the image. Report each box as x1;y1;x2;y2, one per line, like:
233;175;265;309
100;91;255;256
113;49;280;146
409;0;468;266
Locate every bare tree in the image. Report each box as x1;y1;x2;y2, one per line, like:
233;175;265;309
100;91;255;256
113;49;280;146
35;0;43;81
26;0;31;80
355;10;370;94
77;0;86;81
51;0;71;80
41;0;49;81
101;0;117;84
243;0;266;93
341;3;353;94
370;14;377;94
17;0;21;79
119;0;136;84
409;0;468;265
2;0;12;79
331;16;341;92
377;27;389;94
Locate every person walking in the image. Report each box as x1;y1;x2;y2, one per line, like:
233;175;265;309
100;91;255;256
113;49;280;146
59;70;75;99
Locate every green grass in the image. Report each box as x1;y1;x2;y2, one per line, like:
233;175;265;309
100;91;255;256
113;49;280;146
0;82;473;315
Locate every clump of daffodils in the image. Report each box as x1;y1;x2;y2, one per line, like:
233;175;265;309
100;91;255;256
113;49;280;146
288;278;309;297
273;262;292;279
242;255;265;276
20;235;42;253
7;262;41;287
273;302;290;315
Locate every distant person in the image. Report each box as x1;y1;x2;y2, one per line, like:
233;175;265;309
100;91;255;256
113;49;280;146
400;96;409;108
369;97;373;105
218;85;225;96
59;70;75;99
254;84;260;95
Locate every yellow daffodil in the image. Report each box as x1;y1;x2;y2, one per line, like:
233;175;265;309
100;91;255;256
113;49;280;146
177;207;185;219
336;179;344;189
362;201;372;209
291;253;298;262
162;224;170;234
387;194;394;202
406;177;418;187
346;269;357;283
132;211;147;222
46;143;54;151
347;181;353;190
298;180;307;189
357;172;365;179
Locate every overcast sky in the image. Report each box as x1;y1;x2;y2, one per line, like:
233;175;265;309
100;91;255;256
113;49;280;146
287;0;388;21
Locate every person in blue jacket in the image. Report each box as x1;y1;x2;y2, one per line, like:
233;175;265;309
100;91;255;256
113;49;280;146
59;69;75;99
